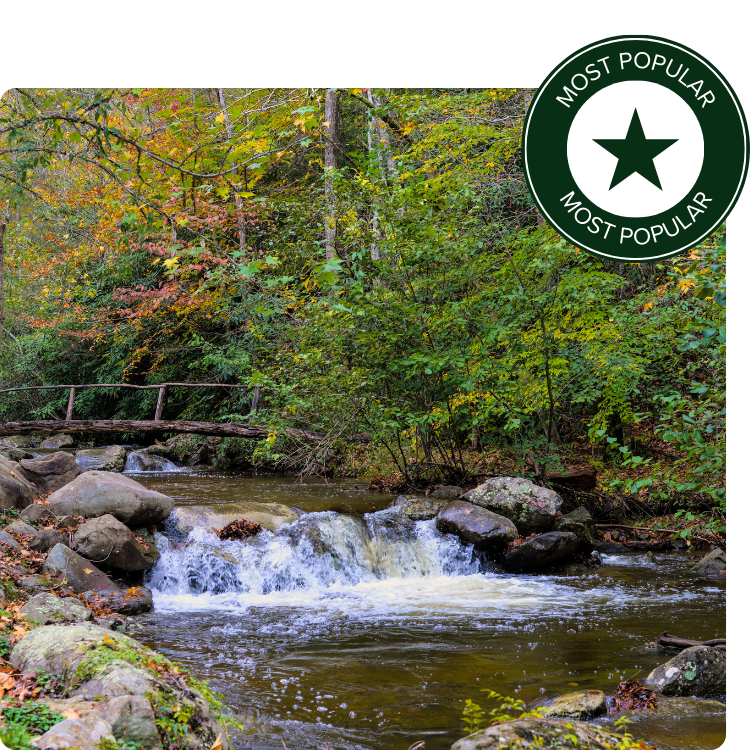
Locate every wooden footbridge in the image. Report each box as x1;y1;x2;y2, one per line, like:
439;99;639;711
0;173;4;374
0;382;353;443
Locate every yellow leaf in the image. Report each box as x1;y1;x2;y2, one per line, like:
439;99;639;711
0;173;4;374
163;258;179;270
84;568;93;574
215;113;226;123
643;301;654;312
210;733;224;750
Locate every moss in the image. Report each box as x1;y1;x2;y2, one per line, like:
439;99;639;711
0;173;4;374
69;633;239;749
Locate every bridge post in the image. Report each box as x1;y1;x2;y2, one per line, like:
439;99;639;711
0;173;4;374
154;386;167;421
66;387;76;420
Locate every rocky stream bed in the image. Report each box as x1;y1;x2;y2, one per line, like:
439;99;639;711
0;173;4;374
0;435;726;750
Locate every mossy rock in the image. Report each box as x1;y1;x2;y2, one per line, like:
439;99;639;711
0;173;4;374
10;624;229;750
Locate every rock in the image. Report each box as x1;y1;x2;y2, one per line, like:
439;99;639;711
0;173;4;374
553;507;597;552
4;518;36;535
594;540;629;554
11;623;228;750
610;694;726;721
545;690;607;718
21;503;56;523
18;575;54;595
430;485;464;499
0;444;33;461
91;694;161;750
0;453;37;509
145;444;172;458
26;696;161;750
503;531;580;572
643;645;726;697
74;445;127;472
33;715;115;750
163;433;205;462
38;433;76;451
170;501;299;537
3;518;66;552
450;717;640;750
20;592;93;624
74;514;159;571
124;449;180;472
43;543;121;594
2;435;39;448
392;495;449;520
48;471;174;527
435;500;518;550
0;529;21;550
546;466;597;491
18;452;82;495
461;476;562;535
83;586;153;615
691;548;726;576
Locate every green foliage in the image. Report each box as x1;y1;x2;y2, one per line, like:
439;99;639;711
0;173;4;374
0;703;65;735
0;720;34;750
0;88;726;515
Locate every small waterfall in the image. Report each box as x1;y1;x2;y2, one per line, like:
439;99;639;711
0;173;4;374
124;449;182;473
147;509;479;599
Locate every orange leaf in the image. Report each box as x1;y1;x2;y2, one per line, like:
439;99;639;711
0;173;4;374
209;733;224;750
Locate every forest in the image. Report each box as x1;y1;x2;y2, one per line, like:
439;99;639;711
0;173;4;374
0;87;726;535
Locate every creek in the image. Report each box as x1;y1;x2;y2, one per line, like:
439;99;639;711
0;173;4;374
130;471;725;750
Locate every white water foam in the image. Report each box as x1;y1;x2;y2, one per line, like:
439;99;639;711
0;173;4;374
146;509;708;622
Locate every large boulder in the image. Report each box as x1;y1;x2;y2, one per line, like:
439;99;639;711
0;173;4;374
20;592;93;624
39;433;76;451
545;690;607;718
74;514;159;571
553;507;597;552
3;519;66;552
430;485;464;499
643;645;726;697
503;531;579;572
170;502;299;537
450;717;644;750
82;586;153;615
11;624;228;750
33;715;115;750
18;451;82;495
690;548;726;576
0;453;37;509
461;476;562;535
392;495;449;521
27;696;161;750
435;500;518;551
43;543;121;594
74;445;127;472
47;471;174;527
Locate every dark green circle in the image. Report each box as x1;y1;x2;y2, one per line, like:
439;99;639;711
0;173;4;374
523;35;748;262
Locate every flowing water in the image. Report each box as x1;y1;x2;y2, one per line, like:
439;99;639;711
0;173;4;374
131;472;726;750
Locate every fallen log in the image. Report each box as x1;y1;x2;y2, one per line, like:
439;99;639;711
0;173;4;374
656;631;725;650
0;420;371;444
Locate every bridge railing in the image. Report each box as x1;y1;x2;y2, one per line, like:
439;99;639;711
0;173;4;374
0;382;260;421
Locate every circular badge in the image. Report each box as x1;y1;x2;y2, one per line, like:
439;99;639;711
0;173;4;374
523;35;748;261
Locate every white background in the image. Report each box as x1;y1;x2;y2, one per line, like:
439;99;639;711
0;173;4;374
0;3;744;747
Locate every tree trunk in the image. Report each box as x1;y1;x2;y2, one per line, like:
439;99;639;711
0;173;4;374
217;88;246;252
0;218;5;350
324;89;341;260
